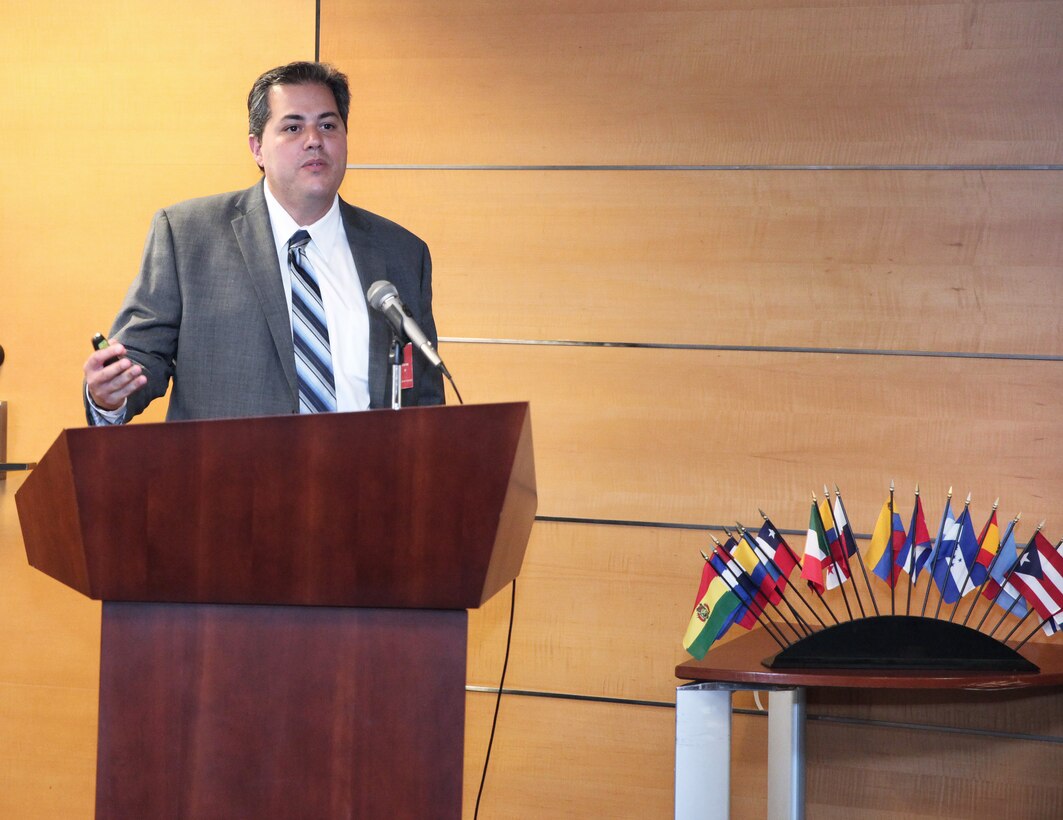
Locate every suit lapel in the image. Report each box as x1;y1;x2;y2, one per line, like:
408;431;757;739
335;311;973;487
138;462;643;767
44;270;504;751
232;183;299;403
341;201;390;408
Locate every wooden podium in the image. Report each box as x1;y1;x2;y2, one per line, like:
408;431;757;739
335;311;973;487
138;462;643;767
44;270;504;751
16;402;537;819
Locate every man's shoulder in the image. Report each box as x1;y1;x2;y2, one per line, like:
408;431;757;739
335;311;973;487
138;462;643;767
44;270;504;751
159;183;265;224
339;199;425;250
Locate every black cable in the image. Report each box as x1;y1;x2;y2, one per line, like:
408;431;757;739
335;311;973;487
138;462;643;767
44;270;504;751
473;579;516;819
446;371;464;405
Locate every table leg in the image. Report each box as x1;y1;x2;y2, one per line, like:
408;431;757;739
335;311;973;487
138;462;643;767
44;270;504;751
767;687;806;820
675;683;733;820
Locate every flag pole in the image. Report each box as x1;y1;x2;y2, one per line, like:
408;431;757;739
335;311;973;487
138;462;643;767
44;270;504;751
736;523;814;635
706;543;789;648
963;512;1020;627
948;498;997;623
701;547;789;648
799;501;842;626
999;606;1037;644
815;493;854;622
824;484;867;621
919;486;953;617
823;485;865;618
985;523;1045;638
888;481;897;616
933;493;970;620
758;509;829;629
905;485;919;616
975;517;1036;632
721;529;806;642
833;487;879;617
1013;605;1063;651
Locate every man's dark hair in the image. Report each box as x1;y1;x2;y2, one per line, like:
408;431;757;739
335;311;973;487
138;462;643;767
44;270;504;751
247;61;351;140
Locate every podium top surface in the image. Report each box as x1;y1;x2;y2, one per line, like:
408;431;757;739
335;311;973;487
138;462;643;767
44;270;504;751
676;630;1063;691
17;402;536;610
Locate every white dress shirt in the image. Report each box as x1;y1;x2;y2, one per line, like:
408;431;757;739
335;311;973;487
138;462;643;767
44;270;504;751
262;184;371;412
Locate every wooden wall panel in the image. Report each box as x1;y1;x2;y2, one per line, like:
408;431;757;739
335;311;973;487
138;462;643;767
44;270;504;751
344;168;1063;353
467;521;702;701
808;686;1063;737
441;343;1063;530
0;682;98;820
805;719;1063;819
463;691;677;819
333;1;1061;816
465;691;771;818
322;0;1063;165
0;1;315;817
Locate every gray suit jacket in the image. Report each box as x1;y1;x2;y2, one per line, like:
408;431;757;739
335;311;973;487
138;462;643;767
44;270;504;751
92;182;444;422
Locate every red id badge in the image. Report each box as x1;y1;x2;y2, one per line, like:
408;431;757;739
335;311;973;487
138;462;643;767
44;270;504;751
401;343;414;389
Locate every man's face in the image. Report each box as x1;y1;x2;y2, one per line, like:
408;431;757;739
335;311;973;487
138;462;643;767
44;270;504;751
249;82;348;224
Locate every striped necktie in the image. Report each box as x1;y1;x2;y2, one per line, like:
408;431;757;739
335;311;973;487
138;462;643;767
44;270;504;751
288;230;337;413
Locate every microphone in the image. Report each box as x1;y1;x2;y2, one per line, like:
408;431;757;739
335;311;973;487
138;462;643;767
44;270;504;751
366;280;448;375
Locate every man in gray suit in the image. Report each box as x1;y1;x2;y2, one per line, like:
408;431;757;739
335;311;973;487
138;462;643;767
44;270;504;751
84;61;444;422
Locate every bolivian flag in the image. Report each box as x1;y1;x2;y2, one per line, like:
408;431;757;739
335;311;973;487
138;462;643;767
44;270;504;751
682;559;742;660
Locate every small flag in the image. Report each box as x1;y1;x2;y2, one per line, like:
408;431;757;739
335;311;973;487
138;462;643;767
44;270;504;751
895;494;933;582
731;532;783;605
682;557;741;660
818;496;851;583
983;525;1028;617
713;542;768;631
1004;533;1063;626
868;500;906;587
1039;609;1063;637
831;493;861;565
932;509;978;603
754;520;800;591
965;507;1000;594
802;500;843;593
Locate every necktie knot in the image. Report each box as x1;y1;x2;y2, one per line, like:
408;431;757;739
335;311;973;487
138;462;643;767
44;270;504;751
289;229;311;254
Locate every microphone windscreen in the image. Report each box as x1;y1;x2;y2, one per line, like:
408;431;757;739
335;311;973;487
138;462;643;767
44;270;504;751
367;280;399;311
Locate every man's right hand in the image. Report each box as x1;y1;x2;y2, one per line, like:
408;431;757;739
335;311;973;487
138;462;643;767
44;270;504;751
84;341;147;410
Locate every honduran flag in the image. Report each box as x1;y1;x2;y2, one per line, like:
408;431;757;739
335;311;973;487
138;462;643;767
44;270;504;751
867;499;906;587
682;557;741;660
1004;532;1063;628
932;508;979;604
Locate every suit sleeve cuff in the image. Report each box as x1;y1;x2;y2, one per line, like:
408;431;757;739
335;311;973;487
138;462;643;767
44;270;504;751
85;385;128;426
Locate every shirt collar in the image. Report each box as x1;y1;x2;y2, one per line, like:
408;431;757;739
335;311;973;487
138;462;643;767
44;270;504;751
262;181;342;253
